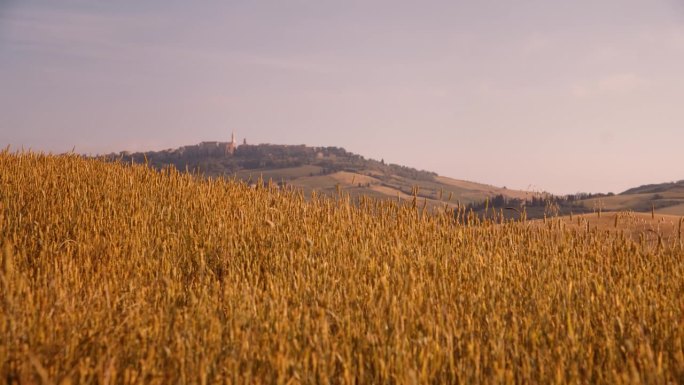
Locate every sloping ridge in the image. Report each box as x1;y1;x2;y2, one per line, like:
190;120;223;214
110;142;538;208
576;180;684;216
621;180;684;195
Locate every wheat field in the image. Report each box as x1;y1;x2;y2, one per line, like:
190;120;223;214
1;152;683;384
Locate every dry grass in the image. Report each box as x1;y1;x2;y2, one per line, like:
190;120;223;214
329;172;379;187
434;176;538;201
1;152;684;384
532;212;683;243
579;191;684;216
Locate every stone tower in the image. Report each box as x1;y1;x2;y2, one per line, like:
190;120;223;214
225;131;237;155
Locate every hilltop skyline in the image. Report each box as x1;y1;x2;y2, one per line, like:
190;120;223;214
1;0;684;194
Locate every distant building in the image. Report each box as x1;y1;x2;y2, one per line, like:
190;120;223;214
198;141;219;156
222;132;238;155
177;131;240;157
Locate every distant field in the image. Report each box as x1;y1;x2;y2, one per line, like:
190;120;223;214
229;165;539;208
1;152;683;384
656;203;684;216
435;176;537;201
329;171;379;186
577;187;684;216
233;164;323;181
532;212;683;242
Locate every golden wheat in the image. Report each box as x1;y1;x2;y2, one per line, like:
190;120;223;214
1;152;683;384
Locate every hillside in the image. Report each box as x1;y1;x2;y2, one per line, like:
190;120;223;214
575;180;684;216
110;142;538;208
107;142;683;218
3;152;684;383
463;180;684;220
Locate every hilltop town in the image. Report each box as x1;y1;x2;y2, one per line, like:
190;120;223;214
106;133;543;213
111;133;438;182
107;133;684;219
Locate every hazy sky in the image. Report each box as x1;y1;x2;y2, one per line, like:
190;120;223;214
1;0;683;194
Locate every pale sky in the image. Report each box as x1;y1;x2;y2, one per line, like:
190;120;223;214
1;0;683;194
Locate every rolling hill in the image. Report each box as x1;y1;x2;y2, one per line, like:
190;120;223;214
575;180;684;216
465;181;684;220
109;142;540;210
109;141;683;217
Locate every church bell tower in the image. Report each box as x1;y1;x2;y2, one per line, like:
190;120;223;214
225;131;237;155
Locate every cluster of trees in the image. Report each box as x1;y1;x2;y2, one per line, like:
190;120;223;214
107;143;438;182
622;180;684;195
566;192;615;201
464;193;599;213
